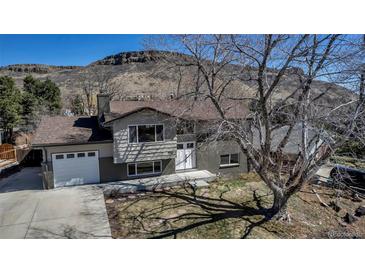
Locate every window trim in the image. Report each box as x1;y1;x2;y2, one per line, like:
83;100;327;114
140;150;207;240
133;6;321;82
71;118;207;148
127;160;163;177
128;124;165;144
219;153;240;168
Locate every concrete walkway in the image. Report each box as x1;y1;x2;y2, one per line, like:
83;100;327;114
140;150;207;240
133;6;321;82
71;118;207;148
102;169;216;194
316;164;334;182
0;186;111;239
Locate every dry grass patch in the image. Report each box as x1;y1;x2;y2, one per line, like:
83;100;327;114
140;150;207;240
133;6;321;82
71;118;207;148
105;175;365;239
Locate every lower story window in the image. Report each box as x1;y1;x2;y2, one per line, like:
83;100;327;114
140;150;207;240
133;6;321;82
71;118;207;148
127;161;162;176
220;153;239;167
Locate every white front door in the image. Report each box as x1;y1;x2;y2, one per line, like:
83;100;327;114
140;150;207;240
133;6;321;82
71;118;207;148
52;151;100;187
175;142;196;171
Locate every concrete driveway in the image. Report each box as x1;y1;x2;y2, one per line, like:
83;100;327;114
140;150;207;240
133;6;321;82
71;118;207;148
0;186;111;239
0;167;43;193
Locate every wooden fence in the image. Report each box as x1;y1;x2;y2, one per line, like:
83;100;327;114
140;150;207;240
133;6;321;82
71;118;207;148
0;144;16;161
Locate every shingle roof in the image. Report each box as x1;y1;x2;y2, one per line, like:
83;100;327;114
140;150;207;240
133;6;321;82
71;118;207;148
32;116;112;146
32;100;248;146
105;99;248;123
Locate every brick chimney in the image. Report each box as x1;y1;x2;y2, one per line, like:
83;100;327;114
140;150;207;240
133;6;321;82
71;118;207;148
97;94;110;120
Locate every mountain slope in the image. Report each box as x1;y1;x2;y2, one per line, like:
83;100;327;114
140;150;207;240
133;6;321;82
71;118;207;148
0;50;354;109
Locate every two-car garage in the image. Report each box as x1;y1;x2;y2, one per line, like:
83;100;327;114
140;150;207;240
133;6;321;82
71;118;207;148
52;150;100;188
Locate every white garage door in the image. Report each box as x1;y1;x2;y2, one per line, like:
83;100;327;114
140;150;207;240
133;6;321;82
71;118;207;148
52;151;100;188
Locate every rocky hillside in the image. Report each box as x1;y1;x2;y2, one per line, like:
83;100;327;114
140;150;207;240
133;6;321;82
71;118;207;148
1;64;82;74
90;50;193;65
0;50;354;109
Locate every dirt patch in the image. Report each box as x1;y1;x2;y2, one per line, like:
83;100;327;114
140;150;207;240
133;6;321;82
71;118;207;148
105;178;365;239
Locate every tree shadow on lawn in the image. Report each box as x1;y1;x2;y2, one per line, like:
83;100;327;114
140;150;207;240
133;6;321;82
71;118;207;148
119;184;279;239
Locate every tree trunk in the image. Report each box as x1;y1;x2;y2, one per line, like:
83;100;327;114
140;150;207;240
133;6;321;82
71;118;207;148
269;189;290;221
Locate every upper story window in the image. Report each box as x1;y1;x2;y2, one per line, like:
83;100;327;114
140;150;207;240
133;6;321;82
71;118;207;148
128;124;164;143
177;120;195;135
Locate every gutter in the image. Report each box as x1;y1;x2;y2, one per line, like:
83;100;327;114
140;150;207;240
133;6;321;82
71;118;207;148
32;140;113;148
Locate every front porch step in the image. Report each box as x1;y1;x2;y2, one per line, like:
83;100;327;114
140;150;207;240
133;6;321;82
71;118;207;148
101;170;216;195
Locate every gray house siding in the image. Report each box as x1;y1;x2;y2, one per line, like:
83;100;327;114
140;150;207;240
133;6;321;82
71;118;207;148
43;142;113;162
99;157;175;183
177;134;196;142
196;140;248;177
41;144;176;186
112;109;177;163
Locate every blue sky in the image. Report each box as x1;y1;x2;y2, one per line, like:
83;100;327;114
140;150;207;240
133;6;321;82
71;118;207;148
0;34;148;66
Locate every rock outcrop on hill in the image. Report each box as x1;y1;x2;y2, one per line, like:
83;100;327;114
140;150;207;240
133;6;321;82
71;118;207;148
90;50;193;66
0;50;354;109
1;64;81;74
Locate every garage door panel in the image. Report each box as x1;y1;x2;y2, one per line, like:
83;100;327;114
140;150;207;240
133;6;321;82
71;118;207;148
52;151;100;187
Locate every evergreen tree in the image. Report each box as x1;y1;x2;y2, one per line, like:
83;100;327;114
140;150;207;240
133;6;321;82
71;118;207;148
23;75;39;96
20;91;38;130
42;78;62;114
0;76;22;141
70;94;85;115
22;75;62;115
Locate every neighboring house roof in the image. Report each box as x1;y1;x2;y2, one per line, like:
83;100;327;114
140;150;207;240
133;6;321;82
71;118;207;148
104;99;248;123
32;116;112;146
252;124;330;155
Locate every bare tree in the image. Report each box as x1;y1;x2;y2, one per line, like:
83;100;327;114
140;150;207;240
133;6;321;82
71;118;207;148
92;65;120;98
78;70;97;115
77;65;121;115
155;34;365;220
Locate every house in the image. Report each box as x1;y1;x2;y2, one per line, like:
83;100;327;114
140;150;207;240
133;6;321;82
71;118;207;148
252;124;331;172
253;124;330;156
32;95;250;188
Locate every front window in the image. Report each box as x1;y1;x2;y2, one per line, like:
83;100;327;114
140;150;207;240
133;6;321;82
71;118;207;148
220;154;230;165
220;153;239;167
137;162;154;174
138;125;156;142
156;125;164;141
128;163;136;176
128;124;164;143
154;161;161;173
127;161;162;176
230;153;239;164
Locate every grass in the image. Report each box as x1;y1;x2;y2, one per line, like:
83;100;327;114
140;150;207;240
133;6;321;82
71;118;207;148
330;155;365;170
105;173;365;239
